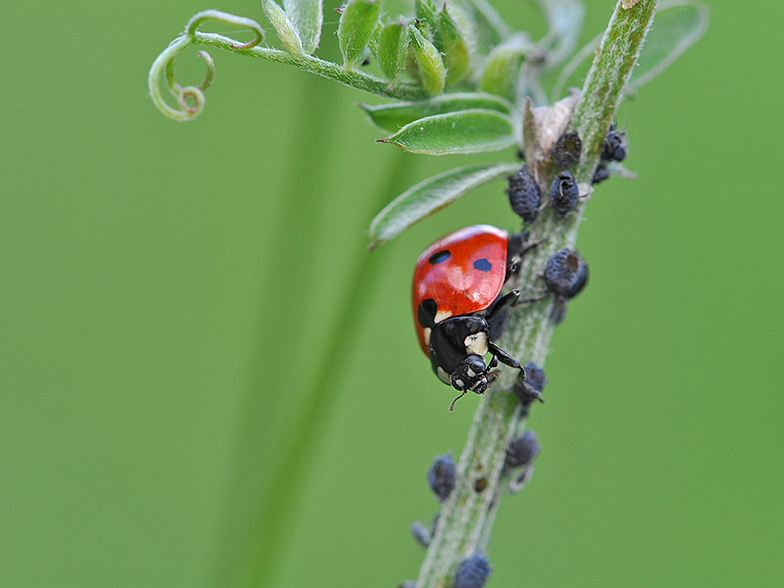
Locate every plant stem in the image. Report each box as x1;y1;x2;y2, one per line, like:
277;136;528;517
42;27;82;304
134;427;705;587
192;32;430;101
149;29;430;121
414;2;659;586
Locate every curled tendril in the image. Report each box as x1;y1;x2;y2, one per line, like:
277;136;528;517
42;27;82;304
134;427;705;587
185;10;266;49
195;51;215;90
147;10;265;121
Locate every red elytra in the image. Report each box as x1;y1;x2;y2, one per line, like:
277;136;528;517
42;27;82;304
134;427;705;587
412;225;509;355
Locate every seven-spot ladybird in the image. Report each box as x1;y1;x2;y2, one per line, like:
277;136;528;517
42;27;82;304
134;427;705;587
412;225;525;408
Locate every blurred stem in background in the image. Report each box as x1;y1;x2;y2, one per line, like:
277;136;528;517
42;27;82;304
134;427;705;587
205;73;421;587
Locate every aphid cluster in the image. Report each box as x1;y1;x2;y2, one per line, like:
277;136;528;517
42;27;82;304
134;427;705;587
405;123;620;587
412;127;610;407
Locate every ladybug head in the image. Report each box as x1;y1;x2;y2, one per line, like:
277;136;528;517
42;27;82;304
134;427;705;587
429;316;492;390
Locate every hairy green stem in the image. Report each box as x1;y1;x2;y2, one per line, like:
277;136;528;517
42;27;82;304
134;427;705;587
194;32;429;100
148;10;430;122
414;2;659;586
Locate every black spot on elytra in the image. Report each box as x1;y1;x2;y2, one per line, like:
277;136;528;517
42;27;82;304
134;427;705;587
473;258;492;272
418;299;437;329
429;250;451;265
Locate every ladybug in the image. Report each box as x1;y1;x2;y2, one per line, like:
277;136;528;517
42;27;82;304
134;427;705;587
412;225;525;409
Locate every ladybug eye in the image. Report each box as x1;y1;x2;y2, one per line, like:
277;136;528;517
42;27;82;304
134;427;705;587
428;250;451;265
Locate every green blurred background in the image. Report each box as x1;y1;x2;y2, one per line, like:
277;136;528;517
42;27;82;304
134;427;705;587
2;1;782;586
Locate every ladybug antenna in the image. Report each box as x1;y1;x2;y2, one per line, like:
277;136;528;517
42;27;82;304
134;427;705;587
448;390;468;412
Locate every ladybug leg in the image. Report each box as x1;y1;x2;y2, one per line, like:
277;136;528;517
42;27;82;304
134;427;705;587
515;292;549;305
486;290;520;340
488;345;544;403
486;289;519;320
488;342;525;374
516;379;546;404
519;236;547;255
507;235;548;274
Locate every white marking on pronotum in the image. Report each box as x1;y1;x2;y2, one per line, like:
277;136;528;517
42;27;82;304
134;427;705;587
423;327;432;347
464;332;489;356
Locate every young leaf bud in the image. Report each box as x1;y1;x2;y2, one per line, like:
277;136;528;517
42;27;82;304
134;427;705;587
553;131;582;168
479;35;532;100
428;453;456;503
453;551;492;588
262;0;304;55
414;0;438;29
377;20;409;82
409;25;446;95
549;170;579;217
506;165;541;225
601;125;627;162
436;8;471;85
505;430;541;468
338;0;382;68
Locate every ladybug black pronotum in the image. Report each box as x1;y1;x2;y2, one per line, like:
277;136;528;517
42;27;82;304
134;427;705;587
412;225;525;409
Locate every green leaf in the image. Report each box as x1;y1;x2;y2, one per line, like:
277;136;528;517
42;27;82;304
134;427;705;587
550;31;600;101
338;0;382;68
552;1;708;100
369;162;521;247
377;20;409;82
263;0;304;55
478;33;535;101
535;0;585;67
359;93;512;133
627;1;709;94
436;7;471;85
377;109;516;155
456;0;512;53
283;0;323;54
409;25;446;95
